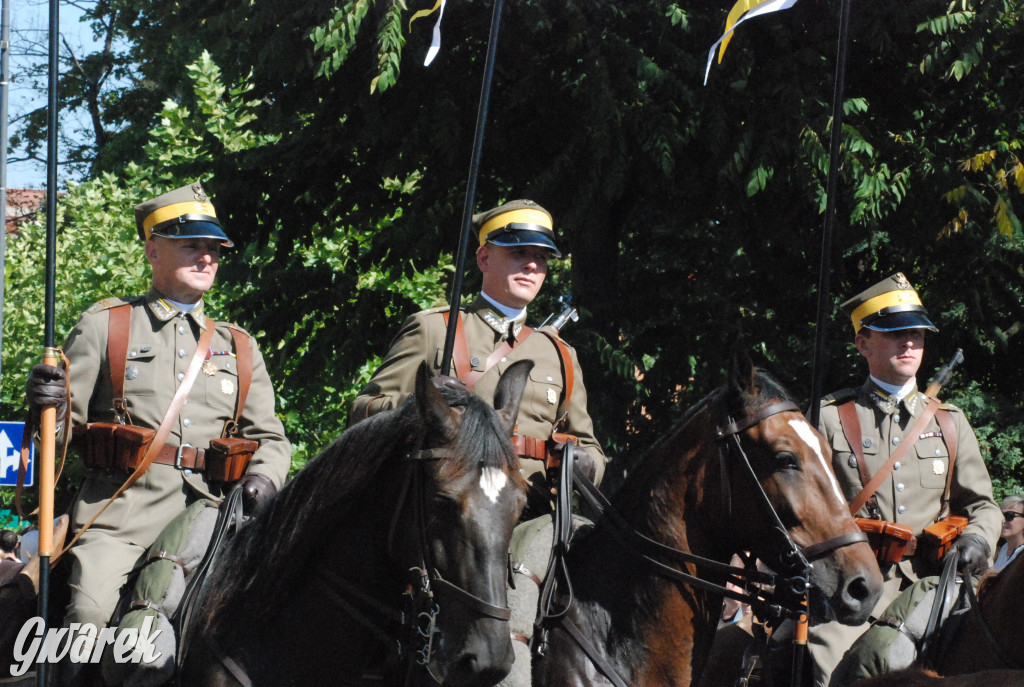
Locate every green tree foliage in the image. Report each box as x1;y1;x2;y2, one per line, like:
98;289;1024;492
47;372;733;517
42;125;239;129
9;1;1024;497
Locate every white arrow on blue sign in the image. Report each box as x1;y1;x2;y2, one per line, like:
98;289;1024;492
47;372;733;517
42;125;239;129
0;422;33;487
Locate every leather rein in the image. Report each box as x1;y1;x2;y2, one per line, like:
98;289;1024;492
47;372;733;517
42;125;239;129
314;440;513;685
534;398;867;687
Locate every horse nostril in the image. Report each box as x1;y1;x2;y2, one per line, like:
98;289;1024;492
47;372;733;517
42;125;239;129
845;575;872;604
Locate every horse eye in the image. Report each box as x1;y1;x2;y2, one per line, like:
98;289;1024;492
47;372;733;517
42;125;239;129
774;451;799;470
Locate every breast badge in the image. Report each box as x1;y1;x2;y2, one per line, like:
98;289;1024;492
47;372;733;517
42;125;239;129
932;459;945;476
221;379;235;396
202;360;218;376
546;388;557;405
125;365;139;381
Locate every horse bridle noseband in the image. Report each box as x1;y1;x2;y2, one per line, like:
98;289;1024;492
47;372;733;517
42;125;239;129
534;397;868;687
317;440;512;686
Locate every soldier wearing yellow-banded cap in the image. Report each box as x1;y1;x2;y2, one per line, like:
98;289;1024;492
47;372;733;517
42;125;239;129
25;182;290;681
806;272;1001;687
351;199;604;517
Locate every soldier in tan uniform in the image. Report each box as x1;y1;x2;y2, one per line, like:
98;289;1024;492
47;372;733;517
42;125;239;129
351;199;605;514
25;183;291;669
808;272;1001;686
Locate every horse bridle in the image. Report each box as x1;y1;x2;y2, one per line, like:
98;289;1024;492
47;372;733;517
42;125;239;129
534;396;867;687
717;399;868;584
317;441;513;686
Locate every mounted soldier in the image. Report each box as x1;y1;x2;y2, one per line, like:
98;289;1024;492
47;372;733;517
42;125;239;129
25;182;291;684
808;272;1001;687
351;199;606;518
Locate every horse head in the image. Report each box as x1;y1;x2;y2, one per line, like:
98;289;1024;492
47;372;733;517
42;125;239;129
718;346;883;626
387;361;530;686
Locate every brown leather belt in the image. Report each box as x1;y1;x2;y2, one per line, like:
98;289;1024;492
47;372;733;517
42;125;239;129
151;444;207;471
511;435;547;461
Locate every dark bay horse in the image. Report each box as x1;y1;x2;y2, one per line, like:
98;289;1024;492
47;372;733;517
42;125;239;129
529;347;884;687
178;362;532;686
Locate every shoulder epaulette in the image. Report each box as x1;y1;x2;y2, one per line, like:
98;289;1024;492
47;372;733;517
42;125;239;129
538;325;575;348
85;296;138;314
223;322;252;338
423;305;453;316
820;388;858;406
938;401;961;412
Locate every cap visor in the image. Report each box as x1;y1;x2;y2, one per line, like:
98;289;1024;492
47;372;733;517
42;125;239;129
487;230;561;258
863;311;938;332
151;221;234;248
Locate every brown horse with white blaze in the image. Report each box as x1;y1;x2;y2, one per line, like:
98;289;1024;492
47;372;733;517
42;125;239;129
530;346;884;687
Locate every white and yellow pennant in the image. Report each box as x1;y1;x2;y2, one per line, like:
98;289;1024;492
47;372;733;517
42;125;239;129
704;0;802;85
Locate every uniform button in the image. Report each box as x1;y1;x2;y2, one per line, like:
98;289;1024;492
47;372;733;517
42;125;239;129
183;419;192;427
896;483;905;492
226;362;232;369
894;461;901;470
178;348;187;358
129;351;137;357
935;448;942;456
897;505;906;514
546;376;553;382
500;357;507;363
470;357;480;367
177;372;185;381
894;413;900;424
892;436;901;446
862;438;872;448
178;325;186;334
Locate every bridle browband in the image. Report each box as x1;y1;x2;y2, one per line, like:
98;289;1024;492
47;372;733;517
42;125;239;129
534;395;868;687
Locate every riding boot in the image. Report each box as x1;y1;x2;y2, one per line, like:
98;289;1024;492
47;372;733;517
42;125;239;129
101;499;220;686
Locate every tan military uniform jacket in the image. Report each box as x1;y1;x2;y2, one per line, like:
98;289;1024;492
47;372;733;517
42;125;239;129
818;379;1001;582
64;290;291;544
351;297;605;503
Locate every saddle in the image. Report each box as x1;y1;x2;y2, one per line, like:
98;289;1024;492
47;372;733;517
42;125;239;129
830;560;967;686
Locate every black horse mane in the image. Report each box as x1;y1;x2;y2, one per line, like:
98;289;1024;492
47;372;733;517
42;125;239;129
198;384;520;630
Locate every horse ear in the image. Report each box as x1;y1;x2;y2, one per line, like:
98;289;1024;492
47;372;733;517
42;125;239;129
493;360;533;434
414;362;458;439
727;340;757;411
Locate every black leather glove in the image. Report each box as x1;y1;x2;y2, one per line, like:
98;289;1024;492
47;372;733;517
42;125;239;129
239;473;277;514
26;363;68;419
944;532;990;577
572;445;597;483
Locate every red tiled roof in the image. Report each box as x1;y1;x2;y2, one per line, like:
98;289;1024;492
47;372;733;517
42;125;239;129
6;189;48;234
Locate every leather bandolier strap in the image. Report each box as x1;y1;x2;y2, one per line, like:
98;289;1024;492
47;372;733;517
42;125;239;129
442;311;577;453
109;304;132;422
839;397;962;562
843;397;941;516
224;325;253;437
443;311;533;391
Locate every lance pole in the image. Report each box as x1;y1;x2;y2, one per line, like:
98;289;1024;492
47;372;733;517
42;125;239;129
808;0;853;429
440;0;505;376
38;0;61;683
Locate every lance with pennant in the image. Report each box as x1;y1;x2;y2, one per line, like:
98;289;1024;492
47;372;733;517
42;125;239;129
440;0;505;376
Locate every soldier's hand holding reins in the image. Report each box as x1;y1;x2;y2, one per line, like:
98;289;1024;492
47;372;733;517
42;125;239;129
945;532;990;577
239;473;277;514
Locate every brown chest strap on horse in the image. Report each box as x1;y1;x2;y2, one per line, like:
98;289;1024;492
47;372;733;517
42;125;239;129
840;398;956;517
